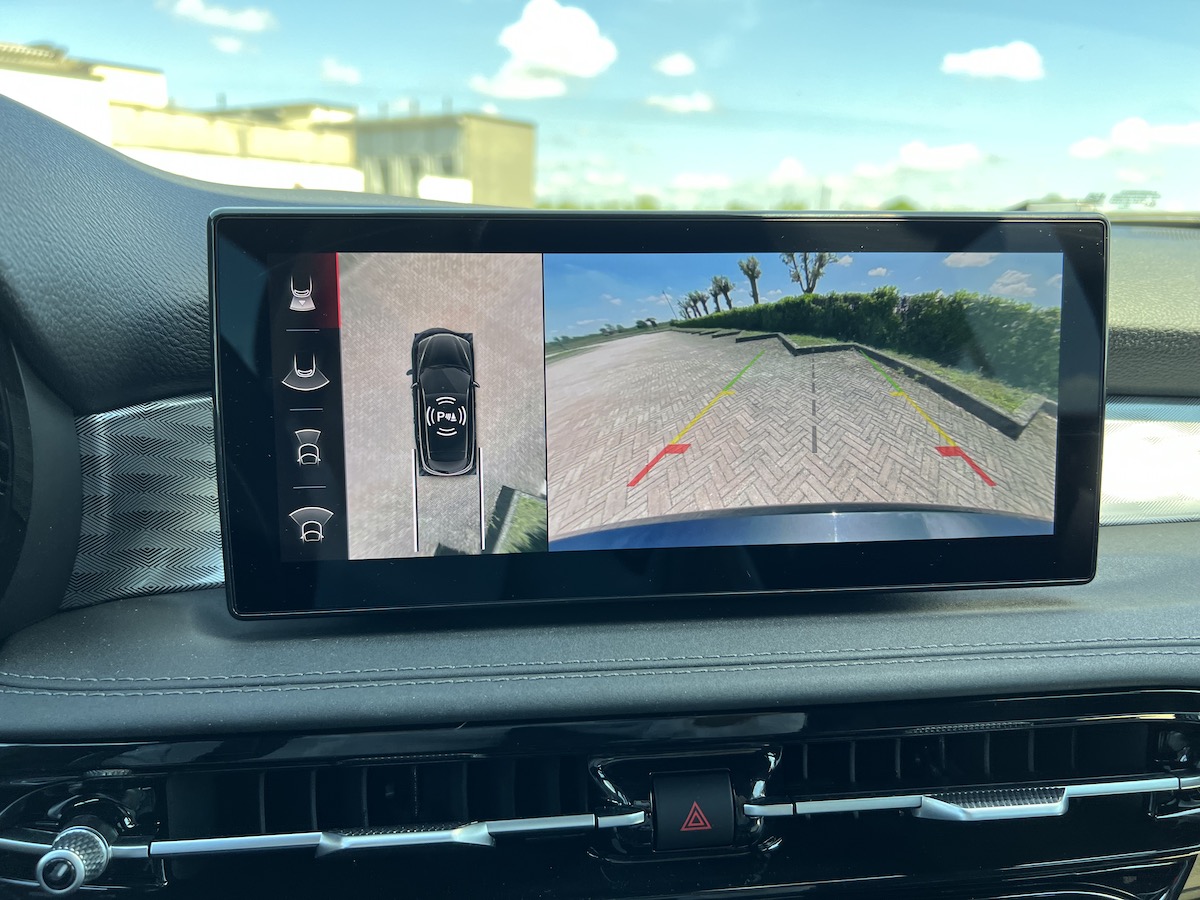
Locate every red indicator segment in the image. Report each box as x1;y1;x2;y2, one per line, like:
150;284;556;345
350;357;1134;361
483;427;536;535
333;252;342;327
937;445;997;487
627;442;689;488
680;801;713;832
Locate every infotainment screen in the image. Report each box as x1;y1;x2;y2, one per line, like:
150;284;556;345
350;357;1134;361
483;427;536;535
212;212;1106;617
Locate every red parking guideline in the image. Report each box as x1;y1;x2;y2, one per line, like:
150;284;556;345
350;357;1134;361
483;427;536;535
937;445;997;487
628;443;689;488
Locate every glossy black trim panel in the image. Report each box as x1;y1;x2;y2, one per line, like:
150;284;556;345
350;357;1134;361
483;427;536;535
0;688;1188;778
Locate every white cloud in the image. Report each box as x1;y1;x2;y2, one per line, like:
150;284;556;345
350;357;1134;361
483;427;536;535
1116;168;1150;184
854;141;983;180
544;171;577;190
1067;137;1108;159
321;57;361;86
654;52;696;77
1046;273;1063;289
584;170;627;188
990;269;1037;298
669;171;731;191
575;318;601;326
211;35;243;53
868;267;889;277
941;40;1044;81
854;161;894;179
767;288;783;297
899;140;983;171
169;0;275;32
481;102;500;115
471;0;616;99
1069;117;1200;158
646;91;714;114
471;62;565;99
767;156;806;186
608;297;622;306
943;252;999;268
835;255;854;266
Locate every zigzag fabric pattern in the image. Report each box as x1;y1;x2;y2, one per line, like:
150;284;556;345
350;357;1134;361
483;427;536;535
62;395;224;609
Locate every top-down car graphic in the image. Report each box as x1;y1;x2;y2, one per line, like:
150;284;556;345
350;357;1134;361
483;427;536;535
408;327;478;476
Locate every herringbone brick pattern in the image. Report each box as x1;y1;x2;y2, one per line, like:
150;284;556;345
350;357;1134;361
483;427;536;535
546;331;1055;539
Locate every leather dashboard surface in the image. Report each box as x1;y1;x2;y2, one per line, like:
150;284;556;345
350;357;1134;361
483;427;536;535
0;521;1197;742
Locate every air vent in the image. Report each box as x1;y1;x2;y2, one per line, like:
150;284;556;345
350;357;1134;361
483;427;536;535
773;720;1158;800
163;754;593;841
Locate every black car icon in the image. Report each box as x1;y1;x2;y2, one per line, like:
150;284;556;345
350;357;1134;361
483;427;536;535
408;328;477;476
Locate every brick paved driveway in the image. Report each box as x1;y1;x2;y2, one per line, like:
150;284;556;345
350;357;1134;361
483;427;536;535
545;330;1056;539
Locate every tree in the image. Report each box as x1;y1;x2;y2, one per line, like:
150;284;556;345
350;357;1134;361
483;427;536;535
687;289;710;316
781;252;838;294
711;275;734;310
646;316;658;327
738;256;762;305
880;196;919;211
1111;189;1160;209
635;319;648;329
709;284;722;313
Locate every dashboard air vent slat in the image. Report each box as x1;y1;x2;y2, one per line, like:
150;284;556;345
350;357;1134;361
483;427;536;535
778;722;1155;801
163;754;592;843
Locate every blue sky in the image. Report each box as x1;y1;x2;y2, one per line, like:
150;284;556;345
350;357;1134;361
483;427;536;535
8;0;1199;210
542;251;1063;337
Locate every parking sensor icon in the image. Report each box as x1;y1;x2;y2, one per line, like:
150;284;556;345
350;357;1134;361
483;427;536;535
283;355;330;392
289;276;315;312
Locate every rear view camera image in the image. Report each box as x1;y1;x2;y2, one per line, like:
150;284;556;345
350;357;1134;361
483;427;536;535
340;253;547;559
543;251;1061;551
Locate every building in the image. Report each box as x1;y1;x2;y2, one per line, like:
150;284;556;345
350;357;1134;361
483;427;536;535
352;113;536;207
0;41;363;192
0;41;536;205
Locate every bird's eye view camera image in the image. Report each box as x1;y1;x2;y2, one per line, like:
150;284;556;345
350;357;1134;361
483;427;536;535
339;252;549;559
543;250;1062;552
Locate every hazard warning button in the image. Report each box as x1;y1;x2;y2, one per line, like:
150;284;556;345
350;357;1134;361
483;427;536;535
651;770;735;851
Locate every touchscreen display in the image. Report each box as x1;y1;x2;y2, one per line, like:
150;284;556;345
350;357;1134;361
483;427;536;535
268;248;1061;562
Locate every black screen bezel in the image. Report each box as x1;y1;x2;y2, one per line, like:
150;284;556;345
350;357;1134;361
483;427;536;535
211;210;1107;618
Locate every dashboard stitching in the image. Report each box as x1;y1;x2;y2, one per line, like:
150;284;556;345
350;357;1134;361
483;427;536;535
3;647;1200;696
2;635;1199;683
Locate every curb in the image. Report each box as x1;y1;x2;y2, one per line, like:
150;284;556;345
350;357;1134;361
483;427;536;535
683;328;1053;438
483;484;517;552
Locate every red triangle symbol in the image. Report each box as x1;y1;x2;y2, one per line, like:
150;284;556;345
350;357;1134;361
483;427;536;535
680;800;713;832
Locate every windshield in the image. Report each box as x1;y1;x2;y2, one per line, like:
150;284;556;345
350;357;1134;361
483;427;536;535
3;1;1196;213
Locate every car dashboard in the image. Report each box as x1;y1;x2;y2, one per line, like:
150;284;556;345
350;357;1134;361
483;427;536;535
2;95;1200;899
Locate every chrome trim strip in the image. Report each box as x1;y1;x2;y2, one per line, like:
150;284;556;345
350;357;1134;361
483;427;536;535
150;832;322;857
486;814;596;835
1065;776;1179;798
744;802;801;817
794;795;922;815
315;824;494;856
915;791;1067;822
109;845;151;860
595;810;646;829
0;837;47;855
0;836;150;859
770;776;1185;822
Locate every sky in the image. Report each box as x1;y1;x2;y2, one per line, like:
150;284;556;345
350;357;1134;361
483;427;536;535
7;0;1200;210
542;251;1063;337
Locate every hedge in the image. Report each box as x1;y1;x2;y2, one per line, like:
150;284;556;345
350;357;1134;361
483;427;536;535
687;287;1059;396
